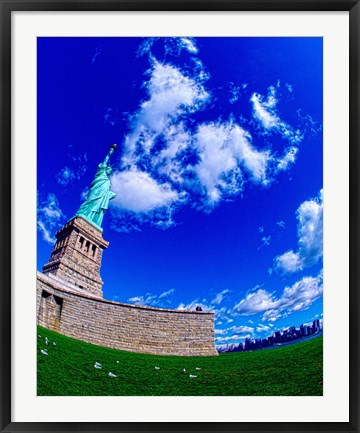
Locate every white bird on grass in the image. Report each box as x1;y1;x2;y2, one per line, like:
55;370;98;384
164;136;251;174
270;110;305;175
108;372;117;378
154;366;160;370
94;362;102;369
189;375;197;378
195;367;201;371
41;349;48;356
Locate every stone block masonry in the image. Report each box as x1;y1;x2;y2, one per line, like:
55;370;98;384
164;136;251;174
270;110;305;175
38;216;218;356
42;217;108;298
37;272;218;357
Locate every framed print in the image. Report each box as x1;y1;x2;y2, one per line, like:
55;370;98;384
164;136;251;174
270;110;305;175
1;0;359;432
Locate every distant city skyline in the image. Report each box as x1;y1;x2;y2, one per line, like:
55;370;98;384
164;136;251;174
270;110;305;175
217;319;323;352
37;37;323;345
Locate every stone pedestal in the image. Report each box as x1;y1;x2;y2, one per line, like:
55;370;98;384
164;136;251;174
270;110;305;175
42;216;108;298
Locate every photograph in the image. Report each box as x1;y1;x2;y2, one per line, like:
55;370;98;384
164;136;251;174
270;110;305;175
36;36;324;397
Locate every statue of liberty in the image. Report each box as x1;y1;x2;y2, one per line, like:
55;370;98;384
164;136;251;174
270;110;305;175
75;144;117;228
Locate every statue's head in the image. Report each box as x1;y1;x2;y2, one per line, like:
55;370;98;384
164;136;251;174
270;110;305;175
106;166;113;176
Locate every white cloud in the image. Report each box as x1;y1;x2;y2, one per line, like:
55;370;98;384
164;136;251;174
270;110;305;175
261;235;271;247
37;220;56;244
256;323;272;333
80;187;89;201
91;47;102;64
262;271;323;322
214;325;254;342
56;166;75;186
111;168;180;213
109;40;307;232
191;57;210;82
230;270;323;323
230;325;254;334
138;37;199;58
37;193;65;244
296;109;323;136
228;125;270;183
103;107;116;126
297;190;323;266
277;220;286;229
153;122;191;185
176;293;234;313
158;288;175;299
214;306;230;320
233;289;278;316
251;87;280;129
261;309;283;323
274;250;303;273
179;37;198;54
177;299;213;312
250;85;303;144
214;328;228;335
274;190;323;274
215;334;252;344
56;153;87;186
41;197;63;220
193;122;271;205
229;82;248;104
276;146;299;172
280;271;323;311
211;289;231;305
127;288;175;308
137;38;156;56
157;122;190;161
123;60;209;165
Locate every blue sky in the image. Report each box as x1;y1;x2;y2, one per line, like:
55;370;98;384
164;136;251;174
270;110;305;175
37;37;323;347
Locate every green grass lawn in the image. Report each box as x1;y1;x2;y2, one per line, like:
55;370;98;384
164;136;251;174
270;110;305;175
37;326;323;396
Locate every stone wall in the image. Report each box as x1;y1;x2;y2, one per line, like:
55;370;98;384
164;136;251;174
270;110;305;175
37;272;218;357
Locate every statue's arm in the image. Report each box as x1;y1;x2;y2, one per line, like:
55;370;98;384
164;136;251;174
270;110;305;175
100;144;117;167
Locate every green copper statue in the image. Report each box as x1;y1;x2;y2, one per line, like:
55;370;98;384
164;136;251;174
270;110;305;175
75;144;117;229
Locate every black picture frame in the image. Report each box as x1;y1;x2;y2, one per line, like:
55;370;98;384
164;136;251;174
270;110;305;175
1;1;358;432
